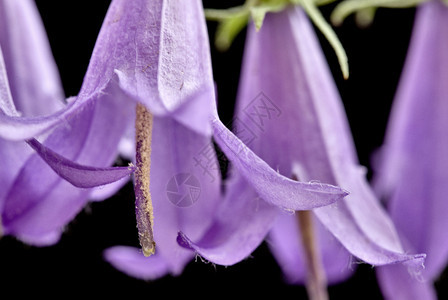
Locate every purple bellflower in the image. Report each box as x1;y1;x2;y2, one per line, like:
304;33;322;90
373;1;448;299
0;0;346;278
177;5;425;297
0;0;135;245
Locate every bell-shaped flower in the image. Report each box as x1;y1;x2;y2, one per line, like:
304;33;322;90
0;0;135;245
177;5;425;297
373;1;448;299
81;0;348;279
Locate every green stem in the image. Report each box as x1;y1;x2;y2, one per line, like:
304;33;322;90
332;0;429;26
300;0;349;79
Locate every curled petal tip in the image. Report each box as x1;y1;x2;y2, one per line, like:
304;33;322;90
176;231;194;250
27;138;135;188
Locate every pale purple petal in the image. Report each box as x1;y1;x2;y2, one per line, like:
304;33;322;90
177;173;279;265
0;48;33;208
212;119;348;210
376;264;437;300
374;1;448;295
230;5;423;271
89;176;130;202
268;211;354;284
0;138;32;213
0;0;64;117
0;47;17;117
104;246;171;280
0;105;81;140
0;0;79;141
80;0;214;136
26;138;134;188
0;48;82;141
1;84;133;245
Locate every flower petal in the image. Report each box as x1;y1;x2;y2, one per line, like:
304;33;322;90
374;0;448;286
1;83;133;244
26;138;134;188
0;47;17;117
0;0;64;117
211;118;348;211
229;5;423;271
0;0;79;141
268;211;354;284
376;264;437;300
104;246;171;280
89;176;130;202
80;0;214;136
177;173;279;265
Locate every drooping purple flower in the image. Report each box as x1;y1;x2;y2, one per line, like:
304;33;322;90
177;5;425;292
374;1;448;299
86;0;349;279
0;0;134;245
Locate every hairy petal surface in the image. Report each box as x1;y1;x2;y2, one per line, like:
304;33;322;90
79;0;214;136
211;118;348;211
1;84;133;245
0;0;79;140
0;0;64;117
191;6;424;277
177;172;279;265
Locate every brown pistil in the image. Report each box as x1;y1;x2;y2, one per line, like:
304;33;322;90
134;103;155;257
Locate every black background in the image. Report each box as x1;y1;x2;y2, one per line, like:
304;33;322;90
1;1;447;299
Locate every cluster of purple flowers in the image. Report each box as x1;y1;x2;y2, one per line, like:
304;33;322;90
0;0;447;299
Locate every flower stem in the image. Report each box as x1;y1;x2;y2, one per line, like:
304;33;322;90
134;103;155;257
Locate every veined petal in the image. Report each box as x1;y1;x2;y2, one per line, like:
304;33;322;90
0;47;17;117
0;0;64;117
26;138;134;188
80;0;214;136
177;173;279;265
212;118;348;211
1;83;133;245
0;34;75;141
0;103;78;141
229;5;422;272
374;0;448;293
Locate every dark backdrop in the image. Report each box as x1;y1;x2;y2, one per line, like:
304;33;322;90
1;1;446;299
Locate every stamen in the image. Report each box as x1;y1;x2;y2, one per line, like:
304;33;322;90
292;175;328;300
134;103;155;257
